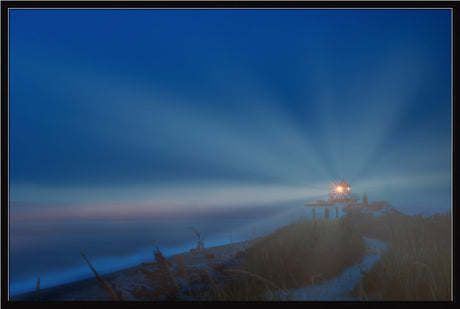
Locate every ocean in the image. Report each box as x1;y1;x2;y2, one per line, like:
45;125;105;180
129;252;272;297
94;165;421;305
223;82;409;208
9;204;321;297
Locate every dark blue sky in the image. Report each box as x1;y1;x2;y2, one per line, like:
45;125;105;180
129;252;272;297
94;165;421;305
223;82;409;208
9;9;452;219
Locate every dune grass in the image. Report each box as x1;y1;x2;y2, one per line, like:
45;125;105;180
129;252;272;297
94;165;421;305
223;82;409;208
204;218;366;300
80;252;120;301
341;211;452;300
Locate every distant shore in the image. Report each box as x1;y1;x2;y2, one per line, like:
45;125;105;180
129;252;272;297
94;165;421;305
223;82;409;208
10;239;258;301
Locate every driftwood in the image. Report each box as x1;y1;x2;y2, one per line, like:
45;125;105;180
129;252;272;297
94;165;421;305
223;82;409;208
188;227;204;251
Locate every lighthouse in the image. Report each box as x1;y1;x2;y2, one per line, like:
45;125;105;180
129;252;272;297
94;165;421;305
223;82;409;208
329;179;359;203
304;179;359;207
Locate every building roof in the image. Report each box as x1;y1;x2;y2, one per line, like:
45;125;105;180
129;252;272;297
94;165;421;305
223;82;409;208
344;201;390;212
366;201;387;211
343;203;365;211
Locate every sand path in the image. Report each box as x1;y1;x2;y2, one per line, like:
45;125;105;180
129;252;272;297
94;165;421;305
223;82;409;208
271;237;388;301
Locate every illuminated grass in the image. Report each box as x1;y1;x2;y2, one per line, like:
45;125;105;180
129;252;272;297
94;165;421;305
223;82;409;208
342;211;451;300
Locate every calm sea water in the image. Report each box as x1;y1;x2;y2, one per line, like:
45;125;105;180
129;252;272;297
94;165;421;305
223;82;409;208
9;204;319;297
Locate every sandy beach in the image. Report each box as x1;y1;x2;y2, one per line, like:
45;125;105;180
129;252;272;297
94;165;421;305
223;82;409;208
11;239;259;301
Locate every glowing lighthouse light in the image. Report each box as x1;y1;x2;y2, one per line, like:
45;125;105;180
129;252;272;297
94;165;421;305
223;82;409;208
305;178;359;206
328;179;354;201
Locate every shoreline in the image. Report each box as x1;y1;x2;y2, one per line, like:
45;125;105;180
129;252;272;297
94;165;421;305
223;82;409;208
10;239;259;301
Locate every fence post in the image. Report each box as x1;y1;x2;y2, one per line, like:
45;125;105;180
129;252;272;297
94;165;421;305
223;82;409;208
335;206;339;218
325;208;329;220
312;208;315;220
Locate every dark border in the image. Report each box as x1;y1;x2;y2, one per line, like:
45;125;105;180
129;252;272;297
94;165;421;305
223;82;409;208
1;1;10;309
1;1;459;9
1;1;457;308
453;2;458;305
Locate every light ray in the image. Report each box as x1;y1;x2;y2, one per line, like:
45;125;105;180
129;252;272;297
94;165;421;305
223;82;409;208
10;182;330;222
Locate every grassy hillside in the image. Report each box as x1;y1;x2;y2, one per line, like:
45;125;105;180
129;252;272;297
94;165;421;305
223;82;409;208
206;218;366;300
340;211;452;300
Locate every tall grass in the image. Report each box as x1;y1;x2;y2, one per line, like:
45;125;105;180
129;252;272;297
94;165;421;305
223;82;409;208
207;219;366;300
80;252;120;301
177;254;191;296
35;277;40;301
341;211;452;300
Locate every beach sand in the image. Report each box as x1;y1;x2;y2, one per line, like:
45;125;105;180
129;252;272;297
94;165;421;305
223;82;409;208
11;239;258;301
